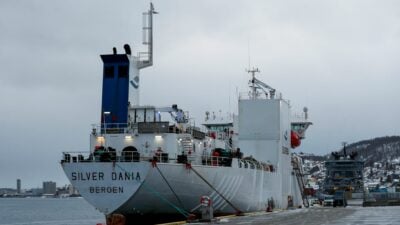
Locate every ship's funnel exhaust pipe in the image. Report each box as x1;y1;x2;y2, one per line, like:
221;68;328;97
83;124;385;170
124;44;132;55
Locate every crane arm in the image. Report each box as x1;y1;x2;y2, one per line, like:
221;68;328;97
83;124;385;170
252;77;275;92
155;105;188;123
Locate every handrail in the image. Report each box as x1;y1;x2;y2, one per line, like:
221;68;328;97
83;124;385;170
90;122;198;135
62;151;276;172
91;123;130;135
238;91;282;100
61;151;174;163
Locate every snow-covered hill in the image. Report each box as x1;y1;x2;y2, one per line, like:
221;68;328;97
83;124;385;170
299;136;400;192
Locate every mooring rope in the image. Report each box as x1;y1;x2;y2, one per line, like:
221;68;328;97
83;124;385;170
114;163;190;218
188;164;243;215
154;164;186;210
141;181;190;218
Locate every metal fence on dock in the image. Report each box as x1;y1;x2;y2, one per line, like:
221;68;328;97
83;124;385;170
364;192;400;206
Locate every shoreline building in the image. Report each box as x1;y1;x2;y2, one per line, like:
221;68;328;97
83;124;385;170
43;181;56;195
16;179;21;194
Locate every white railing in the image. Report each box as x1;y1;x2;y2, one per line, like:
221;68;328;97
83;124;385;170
291;113;307;122
238;91;282;100
91;123;131;135
61;151;174;163
62;151;276;172
201;156;232;167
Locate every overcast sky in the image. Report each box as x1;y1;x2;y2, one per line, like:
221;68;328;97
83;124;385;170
1;0;399;188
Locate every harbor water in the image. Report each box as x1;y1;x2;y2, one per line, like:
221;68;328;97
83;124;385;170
0;198;104;225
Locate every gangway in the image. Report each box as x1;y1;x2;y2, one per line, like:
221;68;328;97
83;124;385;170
292;157;309;208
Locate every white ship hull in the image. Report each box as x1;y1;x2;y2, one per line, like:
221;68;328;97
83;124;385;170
62;160;303;217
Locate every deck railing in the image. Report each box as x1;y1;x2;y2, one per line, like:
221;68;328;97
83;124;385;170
92;123;130;135
365;192;400;201
90;122;206;137
62;152;275;172
61;151;173;163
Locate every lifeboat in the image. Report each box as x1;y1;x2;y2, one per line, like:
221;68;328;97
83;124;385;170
291;130;301;148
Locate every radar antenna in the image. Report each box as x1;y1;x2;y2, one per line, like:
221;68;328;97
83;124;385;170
342;142;347;157
246;68;276;99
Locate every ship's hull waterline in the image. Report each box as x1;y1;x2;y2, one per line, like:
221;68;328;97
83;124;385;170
62;160;303;217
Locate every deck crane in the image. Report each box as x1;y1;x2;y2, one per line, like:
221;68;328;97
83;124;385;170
156;104;188;124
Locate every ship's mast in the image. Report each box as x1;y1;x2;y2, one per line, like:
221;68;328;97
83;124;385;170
342;141;347;157
129;3;157;106
247;67;260;99
138;2;157;69
247;68;276;100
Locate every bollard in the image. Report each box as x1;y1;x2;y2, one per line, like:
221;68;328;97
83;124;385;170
200;196;214;222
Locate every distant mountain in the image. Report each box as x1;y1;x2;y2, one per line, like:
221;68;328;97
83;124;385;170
299;136;400;190
299;136;400;166
302;136;400;167
342;136;400;167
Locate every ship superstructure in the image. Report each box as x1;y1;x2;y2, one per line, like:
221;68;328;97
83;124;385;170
61;3;312;223
323;144;364;195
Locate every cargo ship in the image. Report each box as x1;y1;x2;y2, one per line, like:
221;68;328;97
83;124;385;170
61;3;312;223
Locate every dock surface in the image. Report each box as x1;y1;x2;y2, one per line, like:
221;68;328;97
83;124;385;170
189;206;400;225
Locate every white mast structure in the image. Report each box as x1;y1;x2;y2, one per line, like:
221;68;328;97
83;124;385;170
128;3;157;106
247;68;276;100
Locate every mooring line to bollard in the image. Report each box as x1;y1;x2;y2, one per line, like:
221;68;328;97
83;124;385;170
188;163;243;215
141;181;190;218
114;163;191;218
154;163;186;211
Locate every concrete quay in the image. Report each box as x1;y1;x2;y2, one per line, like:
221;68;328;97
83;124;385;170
175;206;400;225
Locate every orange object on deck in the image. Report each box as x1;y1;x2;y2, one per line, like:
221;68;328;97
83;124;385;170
211;151;220;166
291;130;301;148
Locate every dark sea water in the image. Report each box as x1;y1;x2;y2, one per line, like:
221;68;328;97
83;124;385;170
0;198;105;225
